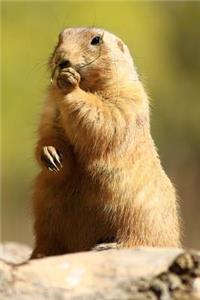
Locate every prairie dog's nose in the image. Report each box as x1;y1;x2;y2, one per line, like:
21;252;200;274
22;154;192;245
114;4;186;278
58;59;71;69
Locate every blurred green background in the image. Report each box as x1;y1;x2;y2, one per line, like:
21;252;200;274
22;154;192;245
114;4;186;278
1;1;200;248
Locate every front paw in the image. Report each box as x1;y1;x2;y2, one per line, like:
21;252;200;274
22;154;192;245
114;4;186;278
41;146;63;172
57;67;80;93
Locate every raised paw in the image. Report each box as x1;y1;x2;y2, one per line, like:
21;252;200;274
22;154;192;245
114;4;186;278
57;67;80;93
41;146;63;172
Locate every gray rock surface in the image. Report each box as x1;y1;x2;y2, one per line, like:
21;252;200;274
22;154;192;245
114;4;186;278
0;243;199;300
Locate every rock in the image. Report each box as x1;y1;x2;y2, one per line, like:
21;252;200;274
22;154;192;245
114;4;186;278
0;242;32;264
0;243;199;300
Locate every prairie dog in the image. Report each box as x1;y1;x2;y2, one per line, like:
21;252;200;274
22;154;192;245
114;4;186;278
31;27;181;258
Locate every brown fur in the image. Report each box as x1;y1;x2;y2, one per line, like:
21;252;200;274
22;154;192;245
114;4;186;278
31;28;181;258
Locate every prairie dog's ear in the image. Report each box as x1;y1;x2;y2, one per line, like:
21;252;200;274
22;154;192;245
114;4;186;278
115;37;136;71
116;38;132;60
116;38;125;53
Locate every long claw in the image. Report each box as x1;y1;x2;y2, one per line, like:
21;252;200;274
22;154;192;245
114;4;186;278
49;147;62;168
42;146;63;172
43;147;59;171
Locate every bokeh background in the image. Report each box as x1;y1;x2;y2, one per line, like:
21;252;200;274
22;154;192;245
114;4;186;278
2;1;200;248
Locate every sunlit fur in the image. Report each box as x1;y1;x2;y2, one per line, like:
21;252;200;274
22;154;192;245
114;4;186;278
31;28;181;258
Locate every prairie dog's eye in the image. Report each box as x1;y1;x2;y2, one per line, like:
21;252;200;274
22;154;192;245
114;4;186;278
91;36;102;45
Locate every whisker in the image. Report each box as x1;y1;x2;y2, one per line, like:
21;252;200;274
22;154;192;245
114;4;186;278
112;55;119;103
31;59;49;72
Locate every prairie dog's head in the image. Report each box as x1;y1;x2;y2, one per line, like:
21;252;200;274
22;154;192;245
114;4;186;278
50;27;139;91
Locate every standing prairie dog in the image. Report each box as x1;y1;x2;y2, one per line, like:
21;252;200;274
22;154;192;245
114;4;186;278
31;27;181;258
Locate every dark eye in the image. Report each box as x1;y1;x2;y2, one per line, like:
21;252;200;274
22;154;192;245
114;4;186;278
91;36;102;45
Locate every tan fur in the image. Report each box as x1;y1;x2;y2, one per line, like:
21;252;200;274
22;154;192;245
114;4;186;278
31;28;181;258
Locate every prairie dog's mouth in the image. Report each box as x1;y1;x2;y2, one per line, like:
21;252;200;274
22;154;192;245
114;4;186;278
58;59;71;69
50;54;99;84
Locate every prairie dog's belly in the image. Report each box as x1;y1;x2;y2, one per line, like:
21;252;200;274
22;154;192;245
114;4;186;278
38;154;132;214
35;170;117;252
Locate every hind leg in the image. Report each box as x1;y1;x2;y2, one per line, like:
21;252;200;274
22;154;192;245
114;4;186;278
31;235;67;259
